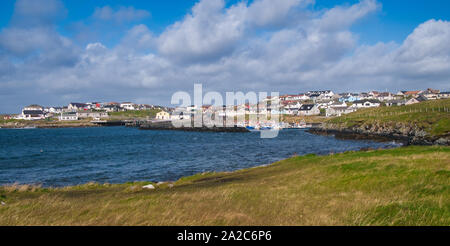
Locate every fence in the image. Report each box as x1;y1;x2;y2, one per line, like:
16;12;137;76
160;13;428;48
334;107;450;123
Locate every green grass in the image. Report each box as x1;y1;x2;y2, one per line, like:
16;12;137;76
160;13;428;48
0;146;448;225
327;99;450;137
109;109;162;120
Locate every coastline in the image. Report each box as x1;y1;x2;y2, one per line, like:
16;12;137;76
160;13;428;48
308;124;449;146
0;121;100;129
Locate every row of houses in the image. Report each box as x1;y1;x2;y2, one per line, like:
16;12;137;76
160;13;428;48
160;88;449;119
13;101;167;121
279;88;450;104
10;88;449;121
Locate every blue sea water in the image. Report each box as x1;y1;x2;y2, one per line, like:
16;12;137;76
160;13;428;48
0;127;400;187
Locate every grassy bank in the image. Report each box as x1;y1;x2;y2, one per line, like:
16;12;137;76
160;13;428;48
0;146;449;226
109;109;161;120
327;99;450;137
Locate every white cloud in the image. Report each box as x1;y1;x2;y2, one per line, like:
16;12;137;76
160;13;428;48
156;0;312;63
157;0;246;62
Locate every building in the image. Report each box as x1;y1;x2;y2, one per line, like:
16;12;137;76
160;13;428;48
297;104;320;116
420;89;439;100
351;99;381;109
405;98;420;105
21;110;45;120
120;102;136;111
376;92;395;101
156;110;170;120
326;106;356;117
47;107;63;114
77;111;109;119
23;104;43;111
171;111;191;120
280;94;310;101
386;99;407;107
68;103;88;111
438;92;450;99
403;91;423;98
307;90;334;97
16;105;45;120
339;94;360;103
103;104;121;112
59;112;78;121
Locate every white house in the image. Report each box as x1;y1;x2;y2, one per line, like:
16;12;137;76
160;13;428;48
156;110;171;120
16;105;45;120
376;92;395;101
23;104;43;111
78;111;109;119
351;99;381;109
103;104;120;112
120;102;136;110
171;110;191;120
59;112;78;121
284;101;302;110
438;92;450;99
47;107;63;114
386;99;407;107
298;104;320;116
326;106;356;117
308;90;334;97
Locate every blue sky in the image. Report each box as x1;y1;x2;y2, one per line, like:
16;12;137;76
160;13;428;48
0;0;450;113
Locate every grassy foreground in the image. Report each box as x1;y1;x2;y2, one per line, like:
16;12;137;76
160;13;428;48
0;146;449;226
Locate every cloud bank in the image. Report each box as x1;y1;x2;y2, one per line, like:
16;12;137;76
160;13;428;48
0;0;449;113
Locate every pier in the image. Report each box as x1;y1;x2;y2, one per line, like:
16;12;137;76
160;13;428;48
137;120;250;132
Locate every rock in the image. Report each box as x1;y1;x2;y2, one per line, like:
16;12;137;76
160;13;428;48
1;201;5;205
435;138;449;145
415;130;428;138
168;184;174;188
156;182;166;186
142;184;155;189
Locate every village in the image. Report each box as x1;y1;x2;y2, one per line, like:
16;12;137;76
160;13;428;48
3;88;450;125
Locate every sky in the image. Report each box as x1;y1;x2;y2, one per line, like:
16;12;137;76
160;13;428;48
0;0;449;113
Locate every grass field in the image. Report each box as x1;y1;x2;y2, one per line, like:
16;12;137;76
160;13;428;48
0;146;448;226
0;118;96;128
327;99;450;137
109;109;162;120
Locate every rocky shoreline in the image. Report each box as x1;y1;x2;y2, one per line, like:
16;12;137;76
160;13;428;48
309;122;449;146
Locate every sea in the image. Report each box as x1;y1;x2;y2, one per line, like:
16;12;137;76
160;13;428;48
0;127;401;186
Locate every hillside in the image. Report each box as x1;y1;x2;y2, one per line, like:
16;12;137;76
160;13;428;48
319;99;450;145
0;146;448;226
